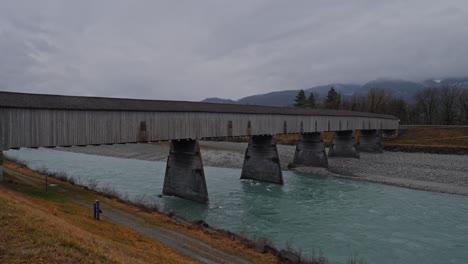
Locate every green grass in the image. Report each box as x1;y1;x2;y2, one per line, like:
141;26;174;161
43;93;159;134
23;188;68;203
2;172;68;204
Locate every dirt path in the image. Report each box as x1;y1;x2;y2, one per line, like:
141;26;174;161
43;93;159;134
77;200;252;264
4;167;46;189
3;167;253;264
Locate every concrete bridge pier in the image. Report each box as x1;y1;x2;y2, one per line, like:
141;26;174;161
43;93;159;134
292;132;328;168
163;139;208;203
241;135;283;184
359;130;383;153
328;130;360;158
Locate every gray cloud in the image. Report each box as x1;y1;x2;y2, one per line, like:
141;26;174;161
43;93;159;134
1;0;467;100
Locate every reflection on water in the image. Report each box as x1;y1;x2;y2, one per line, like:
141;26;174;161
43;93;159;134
5;148;468;264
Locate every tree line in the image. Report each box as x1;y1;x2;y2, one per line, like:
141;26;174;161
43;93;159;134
294;86;468;125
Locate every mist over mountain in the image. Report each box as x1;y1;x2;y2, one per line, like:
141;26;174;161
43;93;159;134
360;79;425;102
423;78;468;88
202;78;468;106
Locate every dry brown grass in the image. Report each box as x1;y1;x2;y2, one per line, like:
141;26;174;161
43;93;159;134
382;127;468;147
275;127;468;153
274;131;356;146
1;161;281;264
274;134;299;145
0;187;195;264
381;127;468;154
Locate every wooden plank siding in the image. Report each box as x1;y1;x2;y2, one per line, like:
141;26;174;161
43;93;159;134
0;107;399;150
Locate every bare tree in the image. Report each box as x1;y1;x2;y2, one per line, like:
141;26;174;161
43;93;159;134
385;98;408;124
346;94;367;112
459;89;468;125
439;86;460;125
406;104;421;124
367;88;392;113
415;87;439;124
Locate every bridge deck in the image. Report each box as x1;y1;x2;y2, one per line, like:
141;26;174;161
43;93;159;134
0;92;399;150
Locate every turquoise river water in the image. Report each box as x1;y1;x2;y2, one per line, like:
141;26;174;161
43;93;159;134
5;148;468;264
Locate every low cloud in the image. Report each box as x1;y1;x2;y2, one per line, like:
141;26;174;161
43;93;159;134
1;0;467;100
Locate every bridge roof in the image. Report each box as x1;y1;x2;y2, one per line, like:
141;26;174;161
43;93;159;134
0;91;398;120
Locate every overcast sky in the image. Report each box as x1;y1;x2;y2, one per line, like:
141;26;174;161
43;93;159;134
1;1;467;101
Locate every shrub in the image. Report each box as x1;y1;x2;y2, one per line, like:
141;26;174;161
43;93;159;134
132;194;162;212
98;184;121;199
3;155;29;168
86;178;99;191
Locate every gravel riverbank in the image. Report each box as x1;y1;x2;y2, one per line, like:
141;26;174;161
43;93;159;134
57;141;468;196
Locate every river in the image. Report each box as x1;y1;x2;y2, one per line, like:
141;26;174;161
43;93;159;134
5;148;468;264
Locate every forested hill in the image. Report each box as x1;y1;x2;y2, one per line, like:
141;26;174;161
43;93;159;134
202;78;468;107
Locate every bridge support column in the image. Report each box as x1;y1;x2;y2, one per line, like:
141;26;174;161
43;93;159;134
292;132;328;168
163;139;208;203
241;135;283;184
328;130;360;158
358;130;383;153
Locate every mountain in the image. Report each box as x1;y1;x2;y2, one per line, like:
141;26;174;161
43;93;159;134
202;97;238;104
361;79;425;101
305;83;362;97
201;77;468;106
237;90;299;107
201;84;362;107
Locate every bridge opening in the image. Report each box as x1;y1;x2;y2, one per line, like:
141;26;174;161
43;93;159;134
227;120;233;137
138;121;148;142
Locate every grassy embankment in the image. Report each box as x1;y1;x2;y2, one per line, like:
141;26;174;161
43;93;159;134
273;127;468;154
0;160;286;264
381;127;468;154
0;168;194;263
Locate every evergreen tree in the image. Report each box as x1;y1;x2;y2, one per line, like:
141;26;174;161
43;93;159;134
294;89;307;107
324;87;341;109
307;93;316;108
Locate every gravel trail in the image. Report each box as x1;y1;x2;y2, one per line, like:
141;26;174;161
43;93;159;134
75;200;253;264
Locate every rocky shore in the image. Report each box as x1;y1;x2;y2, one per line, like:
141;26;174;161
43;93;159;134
57;141;468;196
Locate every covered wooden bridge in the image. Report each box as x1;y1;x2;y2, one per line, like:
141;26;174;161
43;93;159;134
0;91;399;202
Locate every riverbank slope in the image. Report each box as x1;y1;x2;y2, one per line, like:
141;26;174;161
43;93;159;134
0;160;285;264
